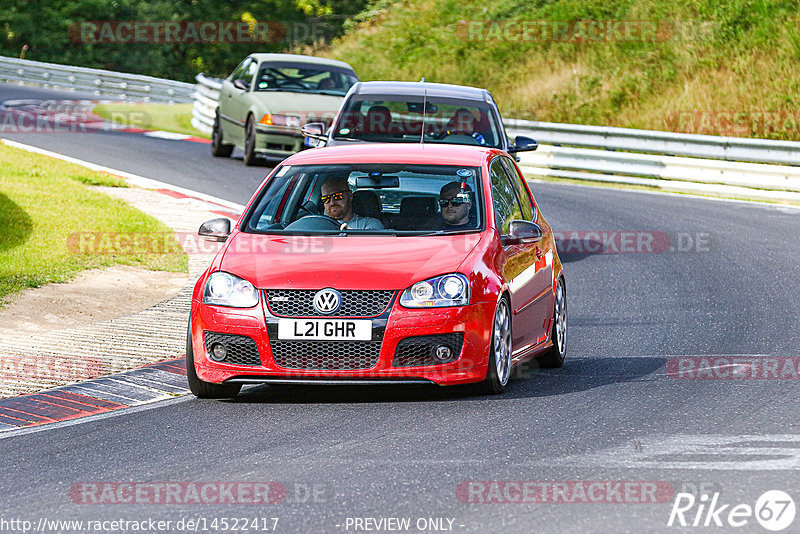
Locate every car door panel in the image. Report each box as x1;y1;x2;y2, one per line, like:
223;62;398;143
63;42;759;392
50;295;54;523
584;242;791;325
219;79;243;144
490;159;541;351
499;157;554;346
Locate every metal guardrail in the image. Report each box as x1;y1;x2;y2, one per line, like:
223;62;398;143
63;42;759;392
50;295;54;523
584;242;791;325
505;119;800;166
0;55;194;104
516;145;800;198
191;74;221;134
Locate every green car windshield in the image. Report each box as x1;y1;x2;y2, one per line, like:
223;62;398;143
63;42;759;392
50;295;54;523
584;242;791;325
255;62;358;96
331;96;504;148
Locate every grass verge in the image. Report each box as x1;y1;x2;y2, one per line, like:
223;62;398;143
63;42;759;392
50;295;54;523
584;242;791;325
92;102;210;139
0;143;188;305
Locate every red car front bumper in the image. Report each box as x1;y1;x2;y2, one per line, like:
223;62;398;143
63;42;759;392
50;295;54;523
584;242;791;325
190;296;495;386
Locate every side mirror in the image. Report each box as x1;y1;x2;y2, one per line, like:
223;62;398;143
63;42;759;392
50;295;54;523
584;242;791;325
501;220;542;246
301;121;327;147
508;135;538;153
198;218;231;242
233;78;249;91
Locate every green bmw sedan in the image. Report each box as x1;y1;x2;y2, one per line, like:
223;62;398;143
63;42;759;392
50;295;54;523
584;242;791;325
212;53;358;165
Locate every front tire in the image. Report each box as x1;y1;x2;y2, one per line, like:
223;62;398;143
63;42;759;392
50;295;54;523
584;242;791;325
186;320;241;399
477;296;512;394
243;116;258;166
210;112;233;157
537;276;567;368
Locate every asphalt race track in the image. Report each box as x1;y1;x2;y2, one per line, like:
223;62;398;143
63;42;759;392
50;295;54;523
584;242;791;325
1;84;799;533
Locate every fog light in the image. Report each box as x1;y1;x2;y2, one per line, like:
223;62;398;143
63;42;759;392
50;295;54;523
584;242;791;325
209;343;227;362
432;345;452;363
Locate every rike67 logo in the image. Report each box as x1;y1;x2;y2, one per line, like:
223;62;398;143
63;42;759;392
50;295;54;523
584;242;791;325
668;490;795;531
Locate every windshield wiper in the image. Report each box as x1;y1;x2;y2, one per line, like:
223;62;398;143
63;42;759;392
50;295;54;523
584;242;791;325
264;230;341;236
344;231;399;236
415;229;479;236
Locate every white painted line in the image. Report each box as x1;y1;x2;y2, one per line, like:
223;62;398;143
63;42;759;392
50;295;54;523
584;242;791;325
545;435;800;471
0;138;246;212
100;376;185;402
144;130;192;140
64;384;142;404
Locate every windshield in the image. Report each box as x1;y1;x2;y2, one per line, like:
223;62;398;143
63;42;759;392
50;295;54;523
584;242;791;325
242;164;484;235
330;95;504;148
255;62;358;96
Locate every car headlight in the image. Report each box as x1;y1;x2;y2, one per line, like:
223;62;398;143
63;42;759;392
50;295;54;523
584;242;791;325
400;273;470;308
203;272;259;308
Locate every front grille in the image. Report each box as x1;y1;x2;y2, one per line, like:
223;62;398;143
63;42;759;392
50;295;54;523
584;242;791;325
393;333;464;367
266;290;394;317
204;332;261;366
270;341;381;370
266;142;294;152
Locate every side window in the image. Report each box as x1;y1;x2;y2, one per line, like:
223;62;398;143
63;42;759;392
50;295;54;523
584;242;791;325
244;60;258;84
229;58;250;81
499;157;534;220
232;58;255;85
490;159;523;235
247;171;295;230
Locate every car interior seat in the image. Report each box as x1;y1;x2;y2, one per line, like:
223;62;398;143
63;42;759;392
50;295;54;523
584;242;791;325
364;106;396;135
317;77;335;90
352;190;382;220
395;196;438;231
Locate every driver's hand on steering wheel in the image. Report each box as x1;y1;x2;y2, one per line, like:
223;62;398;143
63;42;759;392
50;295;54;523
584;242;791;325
339;222;349;231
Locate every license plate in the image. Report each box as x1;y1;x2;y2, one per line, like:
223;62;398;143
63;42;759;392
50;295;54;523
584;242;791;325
277;319;372;341
304;136;319;147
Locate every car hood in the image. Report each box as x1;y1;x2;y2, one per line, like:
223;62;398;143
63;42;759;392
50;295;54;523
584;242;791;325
254;92;343;116
219;232;483;290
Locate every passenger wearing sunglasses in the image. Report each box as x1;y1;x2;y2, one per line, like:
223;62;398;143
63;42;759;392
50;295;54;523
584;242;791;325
320;177;384;230
437;181;474;229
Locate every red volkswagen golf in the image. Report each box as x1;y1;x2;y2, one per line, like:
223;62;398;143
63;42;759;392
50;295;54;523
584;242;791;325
188;143;567;398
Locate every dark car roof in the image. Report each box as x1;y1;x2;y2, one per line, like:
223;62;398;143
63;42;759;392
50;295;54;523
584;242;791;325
349;81;492;102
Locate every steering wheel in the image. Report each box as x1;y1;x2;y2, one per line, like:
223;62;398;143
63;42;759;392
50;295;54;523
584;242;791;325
284;214;342;231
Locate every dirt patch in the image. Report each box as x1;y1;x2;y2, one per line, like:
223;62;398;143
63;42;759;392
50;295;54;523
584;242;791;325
0;265;190;336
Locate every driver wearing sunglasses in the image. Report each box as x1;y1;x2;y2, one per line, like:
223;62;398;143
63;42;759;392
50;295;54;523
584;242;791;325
437;181;473;229
320;176;384;230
